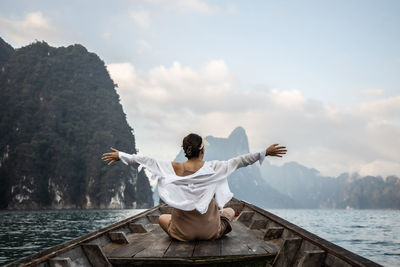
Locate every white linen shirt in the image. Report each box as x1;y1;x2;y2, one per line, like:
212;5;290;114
118;150;266;214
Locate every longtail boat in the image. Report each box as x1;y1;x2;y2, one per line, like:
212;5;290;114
5;198;382;267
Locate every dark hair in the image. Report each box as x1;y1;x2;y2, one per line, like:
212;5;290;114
182;133;202;159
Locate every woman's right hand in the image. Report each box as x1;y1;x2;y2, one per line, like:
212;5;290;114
266;144;287;157
101;147;120;165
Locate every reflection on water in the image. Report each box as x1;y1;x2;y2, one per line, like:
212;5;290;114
0;209;145;265
0;209;399;266
269;209;400;267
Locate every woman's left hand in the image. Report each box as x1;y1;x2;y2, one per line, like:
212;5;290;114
102;147;120;165
266;144;287;157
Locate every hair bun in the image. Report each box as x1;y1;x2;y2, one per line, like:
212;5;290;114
182;133;202;159
186;145;193;156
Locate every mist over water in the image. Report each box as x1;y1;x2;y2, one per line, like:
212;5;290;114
1;209;399;266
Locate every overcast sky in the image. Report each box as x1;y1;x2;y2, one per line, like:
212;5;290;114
1;0;399;177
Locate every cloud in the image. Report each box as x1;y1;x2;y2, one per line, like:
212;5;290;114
0;12;76;47
108;63;137;89
360;88;385;97
130;10;150;29
356;96;400;119
107;60;400;178
137;0;232;15
358;160;400;178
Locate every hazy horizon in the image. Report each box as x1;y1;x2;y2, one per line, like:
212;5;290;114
1;0;399;177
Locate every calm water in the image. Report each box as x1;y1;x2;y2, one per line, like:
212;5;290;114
0;209;399;266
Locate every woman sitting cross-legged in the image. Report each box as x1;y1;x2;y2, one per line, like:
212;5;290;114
102;133;286;241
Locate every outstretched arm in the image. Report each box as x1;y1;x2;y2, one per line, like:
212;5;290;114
215;143;287;176
102;147;144;166
101;147;164;176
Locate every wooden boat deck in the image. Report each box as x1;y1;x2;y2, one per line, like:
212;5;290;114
6;198;382;267
103;219;276;266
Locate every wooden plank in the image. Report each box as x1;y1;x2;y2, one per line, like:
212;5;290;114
131;216;150;226
264;227;284;240
134;236;172;258
81;244;111;267
115;227;165;258
272;237;303;267
107;232;154;258
48;258;72;267
144;223;159;233
146;214;159;224
236;211;255;227
232;221;269;241
128;223;147;233
220;235;251;256
324;253;353;267
108;232;129;244
163;240;196;257
219;223;255;256
148;225;165;235
192;239;221;257
109;254;275;266
250;219;269;229
246;240;272;255
105;222;163;256
291;239;322;266
296;250;326;267
159;206;173;214
231;221;277;255
52;246;92;267
86;235;111;248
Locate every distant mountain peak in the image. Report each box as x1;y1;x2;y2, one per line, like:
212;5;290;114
229;126;246;139
227;126;249;154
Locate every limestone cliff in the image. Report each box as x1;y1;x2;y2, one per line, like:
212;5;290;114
0;37;153;209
